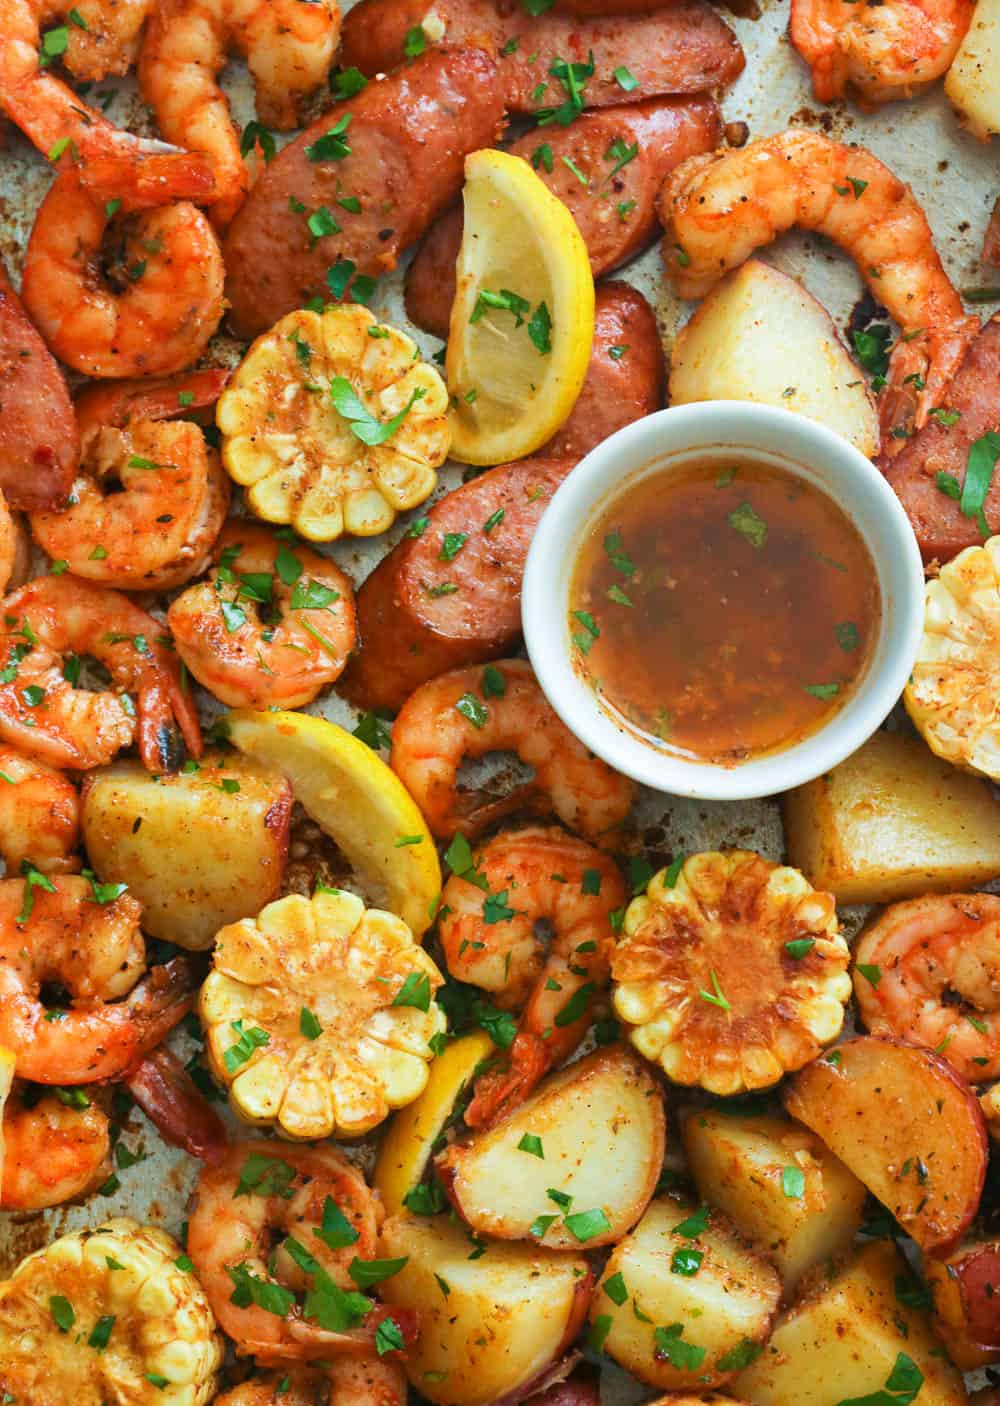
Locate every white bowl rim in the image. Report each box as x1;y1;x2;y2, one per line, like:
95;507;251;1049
521;401;925;801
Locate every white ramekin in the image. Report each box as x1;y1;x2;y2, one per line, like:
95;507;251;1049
522;402;925;801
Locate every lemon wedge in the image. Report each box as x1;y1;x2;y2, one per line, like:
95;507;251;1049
446;149;595;466
225;709;441;937
374;1031;495;1215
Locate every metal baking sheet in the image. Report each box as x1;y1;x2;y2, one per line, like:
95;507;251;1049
0;0;997;1396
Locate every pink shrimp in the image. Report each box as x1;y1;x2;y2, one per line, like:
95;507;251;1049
440;825;625;1128
854;893;1000;1084
658;129;980;450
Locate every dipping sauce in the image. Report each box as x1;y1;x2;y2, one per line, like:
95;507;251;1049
569;456;881;766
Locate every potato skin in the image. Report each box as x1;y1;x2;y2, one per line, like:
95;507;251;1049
81;752;291;949
783;1036;988;1254
925;1239;1000;1369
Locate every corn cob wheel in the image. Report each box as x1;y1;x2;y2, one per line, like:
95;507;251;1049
200;888;447;1139
0;1218;222;1405
612;850;851;1094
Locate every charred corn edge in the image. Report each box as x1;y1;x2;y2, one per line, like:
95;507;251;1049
613;851;849;1090
0;1218;221;1405
225;708;441;936
447;149;595;466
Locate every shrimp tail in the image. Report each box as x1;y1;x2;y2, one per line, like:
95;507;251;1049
125;953;200;1061
124;1045;229;1165
137;673;203;771
464;1031;552;1130
283;1305;419;1364
880;316;979;455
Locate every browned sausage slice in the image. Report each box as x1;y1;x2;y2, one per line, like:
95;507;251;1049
0;265;78;512
406;96;721;339
222;49;505;338
544;281;663;458
341;458;572;712
340;0;744;106
525;1368;601;1406
883;314;1000;562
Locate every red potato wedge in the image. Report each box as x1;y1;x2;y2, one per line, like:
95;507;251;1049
925;1239;1000;1368
377;1213;592;1406
436;1046;664;1250
783;1036;988;1254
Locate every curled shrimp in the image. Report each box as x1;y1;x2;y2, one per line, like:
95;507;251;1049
0;573;201;772
390;660;635;845
187;1141;415;1364
0;874;195;1084
440;825;626;1128
0;0;213;180
217;1361;407;1406
0;744;81;874
790;0;974;104
1;1086;110;1209
139;0;341;225
168;523;357;709
0;490;30;596
853;892;1000;1083
20;167;224;379
658;129;980;449
30;374;231;591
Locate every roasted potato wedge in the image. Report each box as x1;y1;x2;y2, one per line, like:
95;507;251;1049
680;1108;866;1289
81;752;291;950
590;1197;781;1391
437;1046;664;1250
734;1241;968;1406
945;0;1000;140
669;260;879;456
783;729;1000;904
377;1213;591;1406
925;1238;1000;1369
783;1036;988;1253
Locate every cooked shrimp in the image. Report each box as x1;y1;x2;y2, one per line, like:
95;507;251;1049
216;1361;407;1406
188;1141;414;1364
0;573;201;771
0;874;195;1084
441;825;626;1128
854;892;1000;1084
30;378;231;591
790;0;974;104
139;0;341;225
0;489;30;596
981;1082;1000;1140
168;523;357;708
1;1086;110;1209
125;1045;229;1164
0;743;81;874
390;660;635;844
20;168;225;379
0;0;214;177
658;130;980;448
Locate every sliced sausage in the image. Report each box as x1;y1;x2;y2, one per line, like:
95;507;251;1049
525;1369;601;1406
405;95;722;339
0;264;78;512
544;280;663;458
883;314;1000;562
984;195;1000;268
222;49;505;338
340;0;745;106
340;458;573;712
